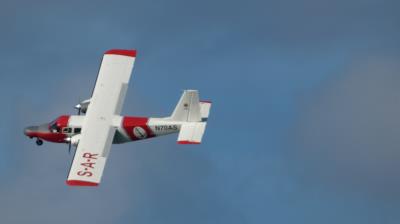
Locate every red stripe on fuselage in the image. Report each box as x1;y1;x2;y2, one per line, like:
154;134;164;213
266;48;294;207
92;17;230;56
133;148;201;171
122;117;154;141
36;132;67;143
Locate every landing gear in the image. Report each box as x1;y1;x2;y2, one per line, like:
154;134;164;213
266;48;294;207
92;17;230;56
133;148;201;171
36;139;43;146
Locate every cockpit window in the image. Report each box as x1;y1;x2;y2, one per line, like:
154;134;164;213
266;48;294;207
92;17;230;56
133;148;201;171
62;127;72;134
49;120;61;133
74;128;81;134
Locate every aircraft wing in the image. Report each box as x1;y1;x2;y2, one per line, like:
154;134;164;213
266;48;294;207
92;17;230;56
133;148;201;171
66;49;136;186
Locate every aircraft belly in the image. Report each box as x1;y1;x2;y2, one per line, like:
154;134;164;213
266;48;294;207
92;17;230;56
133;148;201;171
112;129;131;144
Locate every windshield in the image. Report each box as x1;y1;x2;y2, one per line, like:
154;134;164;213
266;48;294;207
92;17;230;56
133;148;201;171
48;120;61;133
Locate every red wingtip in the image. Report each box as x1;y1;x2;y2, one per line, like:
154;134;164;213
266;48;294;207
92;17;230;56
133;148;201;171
200;100;212;104
66;180;99;187
178;141;201;144
105;49;137;57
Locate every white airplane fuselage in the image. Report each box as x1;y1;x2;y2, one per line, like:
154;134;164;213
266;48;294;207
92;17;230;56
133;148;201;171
24;115;185;146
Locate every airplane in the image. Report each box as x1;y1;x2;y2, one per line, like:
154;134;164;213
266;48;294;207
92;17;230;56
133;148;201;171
24;49;212;186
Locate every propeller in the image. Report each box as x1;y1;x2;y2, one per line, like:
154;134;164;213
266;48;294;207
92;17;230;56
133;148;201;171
68;141;72;154
74;99;90;115
75;103;82;115
65;135;80;154
65;137;73;154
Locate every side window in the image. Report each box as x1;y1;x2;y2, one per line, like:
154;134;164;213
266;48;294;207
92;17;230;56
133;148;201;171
74;128;81;134
62;127;72;134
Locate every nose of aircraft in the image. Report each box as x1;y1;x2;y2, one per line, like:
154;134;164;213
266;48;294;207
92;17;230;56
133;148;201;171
24;126;38;137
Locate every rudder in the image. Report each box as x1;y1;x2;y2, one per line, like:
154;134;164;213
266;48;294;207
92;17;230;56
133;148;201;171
200;101;212;122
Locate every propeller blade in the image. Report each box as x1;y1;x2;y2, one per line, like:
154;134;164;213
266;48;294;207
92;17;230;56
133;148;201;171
75;100;81;115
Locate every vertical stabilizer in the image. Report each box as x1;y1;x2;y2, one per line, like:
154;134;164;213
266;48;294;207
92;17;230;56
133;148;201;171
171;90;212;144
171;90;201;122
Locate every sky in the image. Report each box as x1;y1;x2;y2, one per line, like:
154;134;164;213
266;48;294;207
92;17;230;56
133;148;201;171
1;0;400;223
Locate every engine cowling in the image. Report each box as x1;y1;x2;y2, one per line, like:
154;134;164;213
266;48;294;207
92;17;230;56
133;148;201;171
75;99;90;114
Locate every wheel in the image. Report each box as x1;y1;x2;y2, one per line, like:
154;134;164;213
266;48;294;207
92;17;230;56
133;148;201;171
36;139;43;146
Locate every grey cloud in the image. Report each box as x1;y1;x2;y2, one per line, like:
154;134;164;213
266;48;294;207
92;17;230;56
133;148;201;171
1;0;400;223
289;55;400;201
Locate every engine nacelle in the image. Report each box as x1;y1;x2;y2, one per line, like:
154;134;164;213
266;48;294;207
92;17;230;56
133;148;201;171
75;98;91;114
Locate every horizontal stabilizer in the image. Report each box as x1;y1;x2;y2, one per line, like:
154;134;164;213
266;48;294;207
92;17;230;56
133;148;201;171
178;122;206;144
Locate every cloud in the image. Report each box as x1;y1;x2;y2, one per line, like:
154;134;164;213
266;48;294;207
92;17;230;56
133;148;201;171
2;0;400;223
289;55;400;201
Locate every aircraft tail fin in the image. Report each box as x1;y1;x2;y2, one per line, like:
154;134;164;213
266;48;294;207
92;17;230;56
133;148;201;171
170;90;212;144
171;90;202;122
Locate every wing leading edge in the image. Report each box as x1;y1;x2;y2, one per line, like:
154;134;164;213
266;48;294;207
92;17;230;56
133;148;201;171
66;49;136;186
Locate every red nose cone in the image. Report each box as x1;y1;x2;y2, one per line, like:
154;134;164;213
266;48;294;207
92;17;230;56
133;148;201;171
24;126;36;137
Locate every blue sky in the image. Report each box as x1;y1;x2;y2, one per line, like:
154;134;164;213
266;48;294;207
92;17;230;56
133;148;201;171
1;0;400;223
